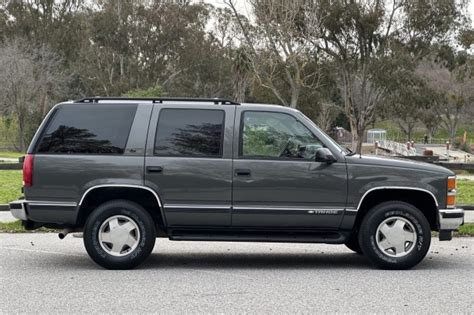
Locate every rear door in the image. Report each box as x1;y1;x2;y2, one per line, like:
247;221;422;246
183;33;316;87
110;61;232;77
145;104;235;227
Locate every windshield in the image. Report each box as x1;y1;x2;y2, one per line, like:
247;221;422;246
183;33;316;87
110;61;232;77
296;111;351;155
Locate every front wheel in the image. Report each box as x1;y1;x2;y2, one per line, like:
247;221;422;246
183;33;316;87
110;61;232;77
83;200;156;269
358;201;431;270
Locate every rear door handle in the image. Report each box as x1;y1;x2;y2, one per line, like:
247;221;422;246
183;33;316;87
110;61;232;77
235;169;251;176
147;166;163;173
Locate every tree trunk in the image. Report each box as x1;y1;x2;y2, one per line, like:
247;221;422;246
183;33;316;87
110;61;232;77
17;113;25;152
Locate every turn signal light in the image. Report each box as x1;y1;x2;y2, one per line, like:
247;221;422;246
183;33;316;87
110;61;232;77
447;177;456;191
447;176;456;208
446;195;456;207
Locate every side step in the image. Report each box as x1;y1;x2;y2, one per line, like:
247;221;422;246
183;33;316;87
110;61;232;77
169;230;348;244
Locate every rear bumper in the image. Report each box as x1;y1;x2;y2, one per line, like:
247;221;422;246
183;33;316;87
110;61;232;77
9;199;78;225
9;200;27;220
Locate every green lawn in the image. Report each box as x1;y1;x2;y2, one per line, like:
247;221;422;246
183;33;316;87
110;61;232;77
0;151;24;159
0;170;22;204
457;180;474;205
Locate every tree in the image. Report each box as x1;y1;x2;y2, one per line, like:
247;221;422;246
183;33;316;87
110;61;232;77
0;40;68;151
417;55;474;141
231;47;252;102
226;0;323;108
309;0;466;153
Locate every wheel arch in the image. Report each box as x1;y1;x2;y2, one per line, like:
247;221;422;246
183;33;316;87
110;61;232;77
353;187;439;231
77;185;167;232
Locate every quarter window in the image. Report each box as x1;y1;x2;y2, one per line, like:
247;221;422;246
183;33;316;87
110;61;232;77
241;111;323;159
37;104;137;154
154;109;224;157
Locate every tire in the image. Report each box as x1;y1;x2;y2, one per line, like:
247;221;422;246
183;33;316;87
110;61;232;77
345;234;363;254
358;201;431;270
83;200;156;269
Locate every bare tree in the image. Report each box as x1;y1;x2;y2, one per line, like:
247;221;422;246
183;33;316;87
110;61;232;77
315;101;341;133
226;0;323;108
417;58;474;141
0;40;67;151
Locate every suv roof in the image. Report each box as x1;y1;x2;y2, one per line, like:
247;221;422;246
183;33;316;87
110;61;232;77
74;97;240;105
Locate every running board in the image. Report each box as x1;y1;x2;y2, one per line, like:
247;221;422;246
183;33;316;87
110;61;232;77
169;230;347;244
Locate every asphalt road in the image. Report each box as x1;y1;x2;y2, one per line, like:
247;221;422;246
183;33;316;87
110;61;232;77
1;234;473;313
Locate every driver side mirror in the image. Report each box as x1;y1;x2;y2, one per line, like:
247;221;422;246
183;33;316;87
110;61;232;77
315;148;337;164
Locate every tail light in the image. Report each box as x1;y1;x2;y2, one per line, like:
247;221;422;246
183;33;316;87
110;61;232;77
23;154;34;187
446;176;456;208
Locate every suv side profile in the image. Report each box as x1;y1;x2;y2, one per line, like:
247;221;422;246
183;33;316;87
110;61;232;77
10;97;464;270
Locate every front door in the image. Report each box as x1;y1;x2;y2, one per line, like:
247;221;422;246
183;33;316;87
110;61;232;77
232;109;347;228
145;104;235;227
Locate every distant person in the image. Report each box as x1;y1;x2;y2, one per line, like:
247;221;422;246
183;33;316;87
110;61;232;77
423;134;428;144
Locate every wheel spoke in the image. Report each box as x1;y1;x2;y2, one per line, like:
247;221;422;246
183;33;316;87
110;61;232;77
403;230;415;243
379;223;391;237
122;221;136;233
108;217;120;230
378;238;392;251
101;231;113;243
125;235;138;248
110;240;124;254
393;241;406;255
393;219;406;233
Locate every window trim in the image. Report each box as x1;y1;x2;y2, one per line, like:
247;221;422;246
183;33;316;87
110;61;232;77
34;104;137;156
238;110;323;161
153;108;226;159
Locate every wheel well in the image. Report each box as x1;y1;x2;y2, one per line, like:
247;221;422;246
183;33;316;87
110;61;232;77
77;187;165;233
353;189;438;232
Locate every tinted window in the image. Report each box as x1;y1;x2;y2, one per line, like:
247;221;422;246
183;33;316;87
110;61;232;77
241;111;323;159
37;104;137;154
154;109;224;157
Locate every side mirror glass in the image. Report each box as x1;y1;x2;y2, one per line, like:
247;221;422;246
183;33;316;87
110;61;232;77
315;148;337;164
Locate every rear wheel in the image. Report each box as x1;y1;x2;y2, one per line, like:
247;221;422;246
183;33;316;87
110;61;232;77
358;201;431;270
83;200;156;269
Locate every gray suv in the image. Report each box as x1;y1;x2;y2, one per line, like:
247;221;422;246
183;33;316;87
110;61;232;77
9;97;464;270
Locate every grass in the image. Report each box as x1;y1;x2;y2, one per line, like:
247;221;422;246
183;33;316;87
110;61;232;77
0;151;24;159
0;170;22;204
457;180;474;205
0;220;56;233
457;223;474;236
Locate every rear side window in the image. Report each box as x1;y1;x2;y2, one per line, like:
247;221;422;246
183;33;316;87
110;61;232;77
37;104;137;154
154;109;224;157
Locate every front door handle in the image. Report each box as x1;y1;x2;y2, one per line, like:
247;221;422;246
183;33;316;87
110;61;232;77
147;166;163;173
235;169;251;176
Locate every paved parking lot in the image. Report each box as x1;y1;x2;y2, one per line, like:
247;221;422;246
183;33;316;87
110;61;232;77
1;234;472;313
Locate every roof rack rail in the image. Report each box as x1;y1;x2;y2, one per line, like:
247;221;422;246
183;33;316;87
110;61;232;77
74;97;240;105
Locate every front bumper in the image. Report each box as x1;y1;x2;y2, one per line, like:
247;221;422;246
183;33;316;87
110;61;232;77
438;208;464;241
439;208;464;230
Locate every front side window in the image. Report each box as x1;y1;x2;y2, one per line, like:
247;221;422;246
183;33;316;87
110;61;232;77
37;104;137;154
154;109;224;157
241;111;323;159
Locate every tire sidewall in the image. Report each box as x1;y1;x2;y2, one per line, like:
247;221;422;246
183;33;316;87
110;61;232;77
84;200;156;269
359;202;431;269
